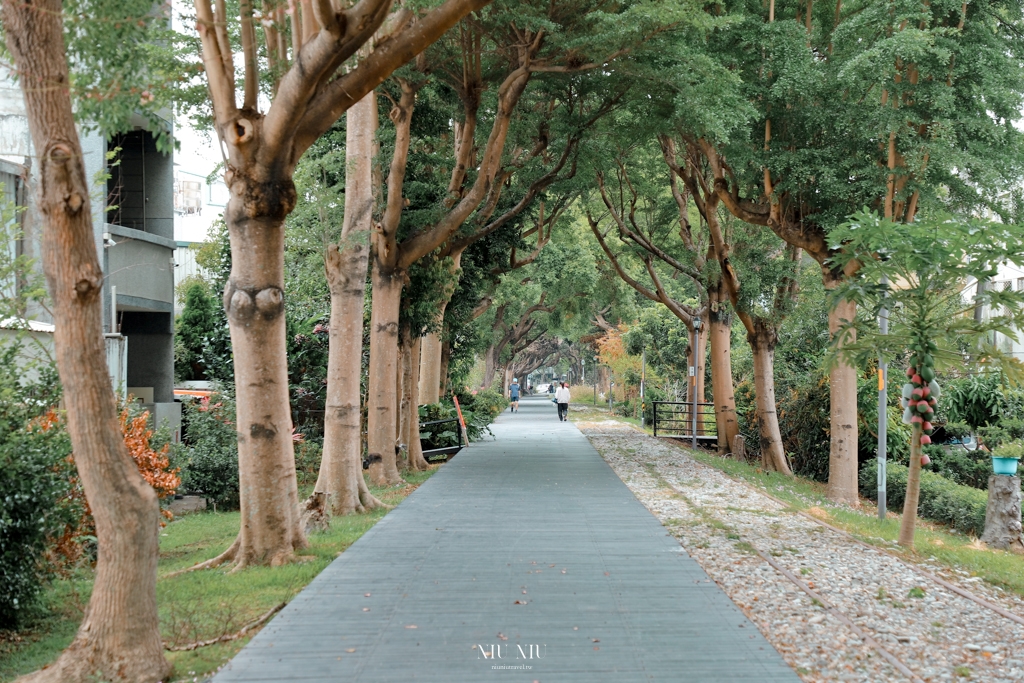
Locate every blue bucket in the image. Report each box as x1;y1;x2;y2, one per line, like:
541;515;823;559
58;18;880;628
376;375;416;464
992;457;1020;476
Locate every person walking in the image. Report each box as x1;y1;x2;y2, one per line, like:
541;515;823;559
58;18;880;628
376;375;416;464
555;382;571;422
509;378;521;413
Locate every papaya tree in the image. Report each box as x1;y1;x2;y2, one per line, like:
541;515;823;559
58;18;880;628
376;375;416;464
830;210;1024;548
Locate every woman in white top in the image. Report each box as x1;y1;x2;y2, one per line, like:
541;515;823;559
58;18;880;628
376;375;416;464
555;382;571;422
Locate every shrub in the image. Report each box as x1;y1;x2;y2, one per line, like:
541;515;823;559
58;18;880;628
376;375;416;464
924;447;991;490
177;393;239;510
0;411;76;627
294;439;322;487
860;459;988;537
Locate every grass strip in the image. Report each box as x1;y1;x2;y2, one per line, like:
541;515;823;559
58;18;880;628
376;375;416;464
0;468;435;683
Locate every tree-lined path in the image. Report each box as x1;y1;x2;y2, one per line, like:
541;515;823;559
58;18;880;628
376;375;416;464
212;396;798;682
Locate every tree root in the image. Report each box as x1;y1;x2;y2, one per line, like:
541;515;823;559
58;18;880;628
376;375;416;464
358;475;389;511
162;537;240;578
165;602;286;652
16;632;171;683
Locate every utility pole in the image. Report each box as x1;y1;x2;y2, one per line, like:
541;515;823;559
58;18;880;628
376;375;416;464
878;277;888;520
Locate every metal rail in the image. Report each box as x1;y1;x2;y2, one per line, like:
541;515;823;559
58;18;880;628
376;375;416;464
652;401;717;442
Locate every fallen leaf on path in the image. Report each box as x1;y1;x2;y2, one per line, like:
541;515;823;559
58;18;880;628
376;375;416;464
514;600;527;605
362;608;370;612
346;648;356;653
405;625;417;629
497;633;508;641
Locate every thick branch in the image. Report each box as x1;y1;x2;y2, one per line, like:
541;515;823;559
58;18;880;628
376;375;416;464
294;0;490;156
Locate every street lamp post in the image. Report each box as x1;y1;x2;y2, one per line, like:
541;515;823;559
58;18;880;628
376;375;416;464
691;316;702;449
640;348;646;428
878;277;889;520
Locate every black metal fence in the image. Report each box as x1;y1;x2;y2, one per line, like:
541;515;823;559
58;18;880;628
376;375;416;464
652;401;718;443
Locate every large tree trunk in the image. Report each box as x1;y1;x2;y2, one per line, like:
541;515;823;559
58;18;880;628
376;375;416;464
708;287;739;454
366;261;404;485
481;344;497;390
419;251;463;403
749;329;791;475
419;330;444;404
311;92;382;518
826;295;860;504
402;334;428;471
215;179;307;567
439;338;452;396
2;4;170;681
898;424;923;548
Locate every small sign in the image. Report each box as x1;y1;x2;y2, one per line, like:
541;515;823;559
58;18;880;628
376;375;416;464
688;366;695;377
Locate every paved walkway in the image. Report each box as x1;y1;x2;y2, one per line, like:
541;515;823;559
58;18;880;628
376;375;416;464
213;396;799;682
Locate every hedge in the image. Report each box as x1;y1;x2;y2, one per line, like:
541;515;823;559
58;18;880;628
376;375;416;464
859;459;989;537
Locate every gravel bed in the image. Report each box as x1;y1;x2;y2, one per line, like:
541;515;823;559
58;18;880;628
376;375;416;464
577;418;1024;683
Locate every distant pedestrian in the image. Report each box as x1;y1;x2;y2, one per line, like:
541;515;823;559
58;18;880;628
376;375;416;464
548;382;555;396
509;378;521;412
555;382;571;422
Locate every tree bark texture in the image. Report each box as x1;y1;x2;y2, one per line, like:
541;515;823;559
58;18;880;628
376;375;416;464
708;288;739;454
899;424;924;548
402;334;428;471
482;343;497;390
367;264;405;485
418;250;462;403
439;339;452;396
749;330;792;475
981;475;1024;552
826;296;860;504
1;3;170;680
419;330;443;404
311;92;382;517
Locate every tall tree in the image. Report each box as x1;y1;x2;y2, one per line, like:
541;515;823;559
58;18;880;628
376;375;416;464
310;92;386;518
1;2;173;680
692;0;1024;502
192;0;489;567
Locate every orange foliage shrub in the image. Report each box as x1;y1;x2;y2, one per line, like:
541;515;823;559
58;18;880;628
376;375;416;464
119;407;180;521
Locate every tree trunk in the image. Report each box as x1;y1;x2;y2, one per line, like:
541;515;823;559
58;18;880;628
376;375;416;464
1;4;170;680
419;330;443;404
310;92;382;518
481;344;497;390
439;338;452;396
403;334;428;471
708;289;739;454
419;251;462;403
826;296;860;504
898;424;923;548
749;330;791;475
981;475;1024;552
366;261;404;486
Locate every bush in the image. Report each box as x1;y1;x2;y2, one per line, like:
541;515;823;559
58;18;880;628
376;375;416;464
924;447;991;490
860;459;988;537
0;411;76;628
294;439;323;487
176;393;239;510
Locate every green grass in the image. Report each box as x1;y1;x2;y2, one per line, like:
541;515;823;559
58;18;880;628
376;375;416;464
0;468;436;683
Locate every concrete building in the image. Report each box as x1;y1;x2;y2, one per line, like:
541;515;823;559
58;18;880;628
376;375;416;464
0;67;180;437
